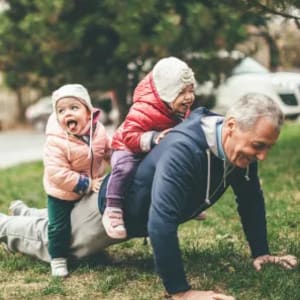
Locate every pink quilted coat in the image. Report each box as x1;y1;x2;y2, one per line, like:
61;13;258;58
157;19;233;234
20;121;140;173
43;113;111;201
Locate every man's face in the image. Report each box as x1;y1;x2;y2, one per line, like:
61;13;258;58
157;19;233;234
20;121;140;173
223;117;280;168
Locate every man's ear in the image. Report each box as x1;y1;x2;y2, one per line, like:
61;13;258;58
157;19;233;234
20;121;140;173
225;117;237;135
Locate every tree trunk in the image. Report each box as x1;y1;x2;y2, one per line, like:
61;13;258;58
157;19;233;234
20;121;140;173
114;78;131;125
259;31;280;71
16;88;26;124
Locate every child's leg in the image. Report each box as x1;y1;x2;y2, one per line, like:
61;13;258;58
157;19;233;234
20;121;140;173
104;150;142;239
106;150;142;208
47;195;75;277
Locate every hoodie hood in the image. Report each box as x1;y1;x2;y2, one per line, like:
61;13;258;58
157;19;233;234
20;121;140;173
200;115;225;159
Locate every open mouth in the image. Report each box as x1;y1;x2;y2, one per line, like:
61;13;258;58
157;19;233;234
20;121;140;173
67;120;77;131
181;103;191;111
182;101;192;108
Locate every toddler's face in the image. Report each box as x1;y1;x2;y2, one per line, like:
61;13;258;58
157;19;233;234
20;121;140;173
171;84;195;114
56;97;90;135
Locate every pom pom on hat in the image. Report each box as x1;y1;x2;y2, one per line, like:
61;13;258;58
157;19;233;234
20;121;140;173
52;84;93;112
152;56;195;103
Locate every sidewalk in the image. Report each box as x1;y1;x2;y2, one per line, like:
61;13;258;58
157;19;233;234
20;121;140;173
0;129;45;169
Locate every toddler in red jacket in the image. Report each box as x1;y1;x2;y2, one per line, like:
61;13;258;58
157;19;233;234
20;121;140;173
103;56;196;239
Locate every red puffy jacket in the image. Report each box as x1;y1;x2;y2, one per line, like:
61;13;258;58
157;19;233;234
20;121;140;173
112;72;190;153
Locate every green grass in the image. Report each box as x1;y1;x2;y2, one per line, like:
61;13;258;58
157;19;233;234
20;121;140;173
0;121;300;299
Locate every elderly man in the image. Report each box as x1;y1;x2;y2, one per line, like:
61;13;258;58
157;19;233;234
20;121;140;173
0;93;297;300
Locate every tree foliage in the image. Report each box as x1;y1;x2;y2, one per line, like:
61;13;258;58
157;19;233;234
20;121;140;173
0;0;299;121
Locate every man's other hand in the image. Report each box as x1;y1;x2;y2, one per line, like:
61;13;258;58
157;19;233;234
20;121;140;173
168;289;235;300
253;254;298;271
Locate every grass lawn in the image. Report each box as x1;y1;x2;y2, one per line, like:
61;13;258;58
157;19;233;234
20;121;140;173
0;121;299;300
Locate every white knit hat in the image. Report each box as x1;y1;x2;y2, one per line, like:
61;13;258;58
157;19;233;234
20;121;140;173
52;83;93;112
152;56;195;103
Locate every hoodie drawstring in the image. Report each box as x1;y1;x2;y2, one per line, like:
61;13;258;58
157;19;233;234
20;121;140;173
245;166;250;181
205;149;211;205
88;114;93;159
203;149;250;209
65;132;71;161
223;160;226;188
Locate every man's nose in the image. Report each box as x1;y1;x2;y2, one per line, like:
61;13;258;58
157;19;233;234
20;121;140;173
256;150;268;161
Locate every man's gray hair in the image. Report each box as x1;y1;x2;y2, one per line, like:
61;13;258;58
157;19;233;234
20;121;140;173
225;93;284;131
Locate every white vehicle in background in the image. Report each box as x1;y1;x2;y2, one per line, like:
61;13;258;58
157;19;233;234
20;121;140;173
25;96;52;132
213;57;300;118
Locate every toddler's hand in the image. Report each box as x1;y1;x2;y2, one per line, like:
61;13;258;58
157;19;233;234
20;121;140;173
154;128;171;144
91;177;101;192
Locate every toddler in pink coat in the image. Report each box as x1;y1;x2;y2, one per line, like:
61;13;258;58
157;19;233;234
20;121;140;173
43;84;111;277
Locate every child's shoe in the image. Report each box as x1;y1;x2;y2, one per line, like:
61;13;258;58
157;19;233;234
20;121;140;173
102;207;127;239
50;258;69;277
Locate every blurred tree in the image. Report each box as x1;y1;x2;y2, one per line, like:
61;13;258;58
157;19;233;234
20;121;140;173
0;0;299;122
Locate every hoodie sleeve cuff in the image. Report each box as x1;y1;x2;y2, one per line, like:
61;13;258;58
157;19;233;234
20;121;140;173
140;131;158;152
73;174;90;195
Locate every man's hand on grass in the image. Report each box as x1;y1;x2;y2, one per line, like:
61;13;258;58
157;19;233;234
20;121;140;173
168;289;235;300
253;254;298;271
